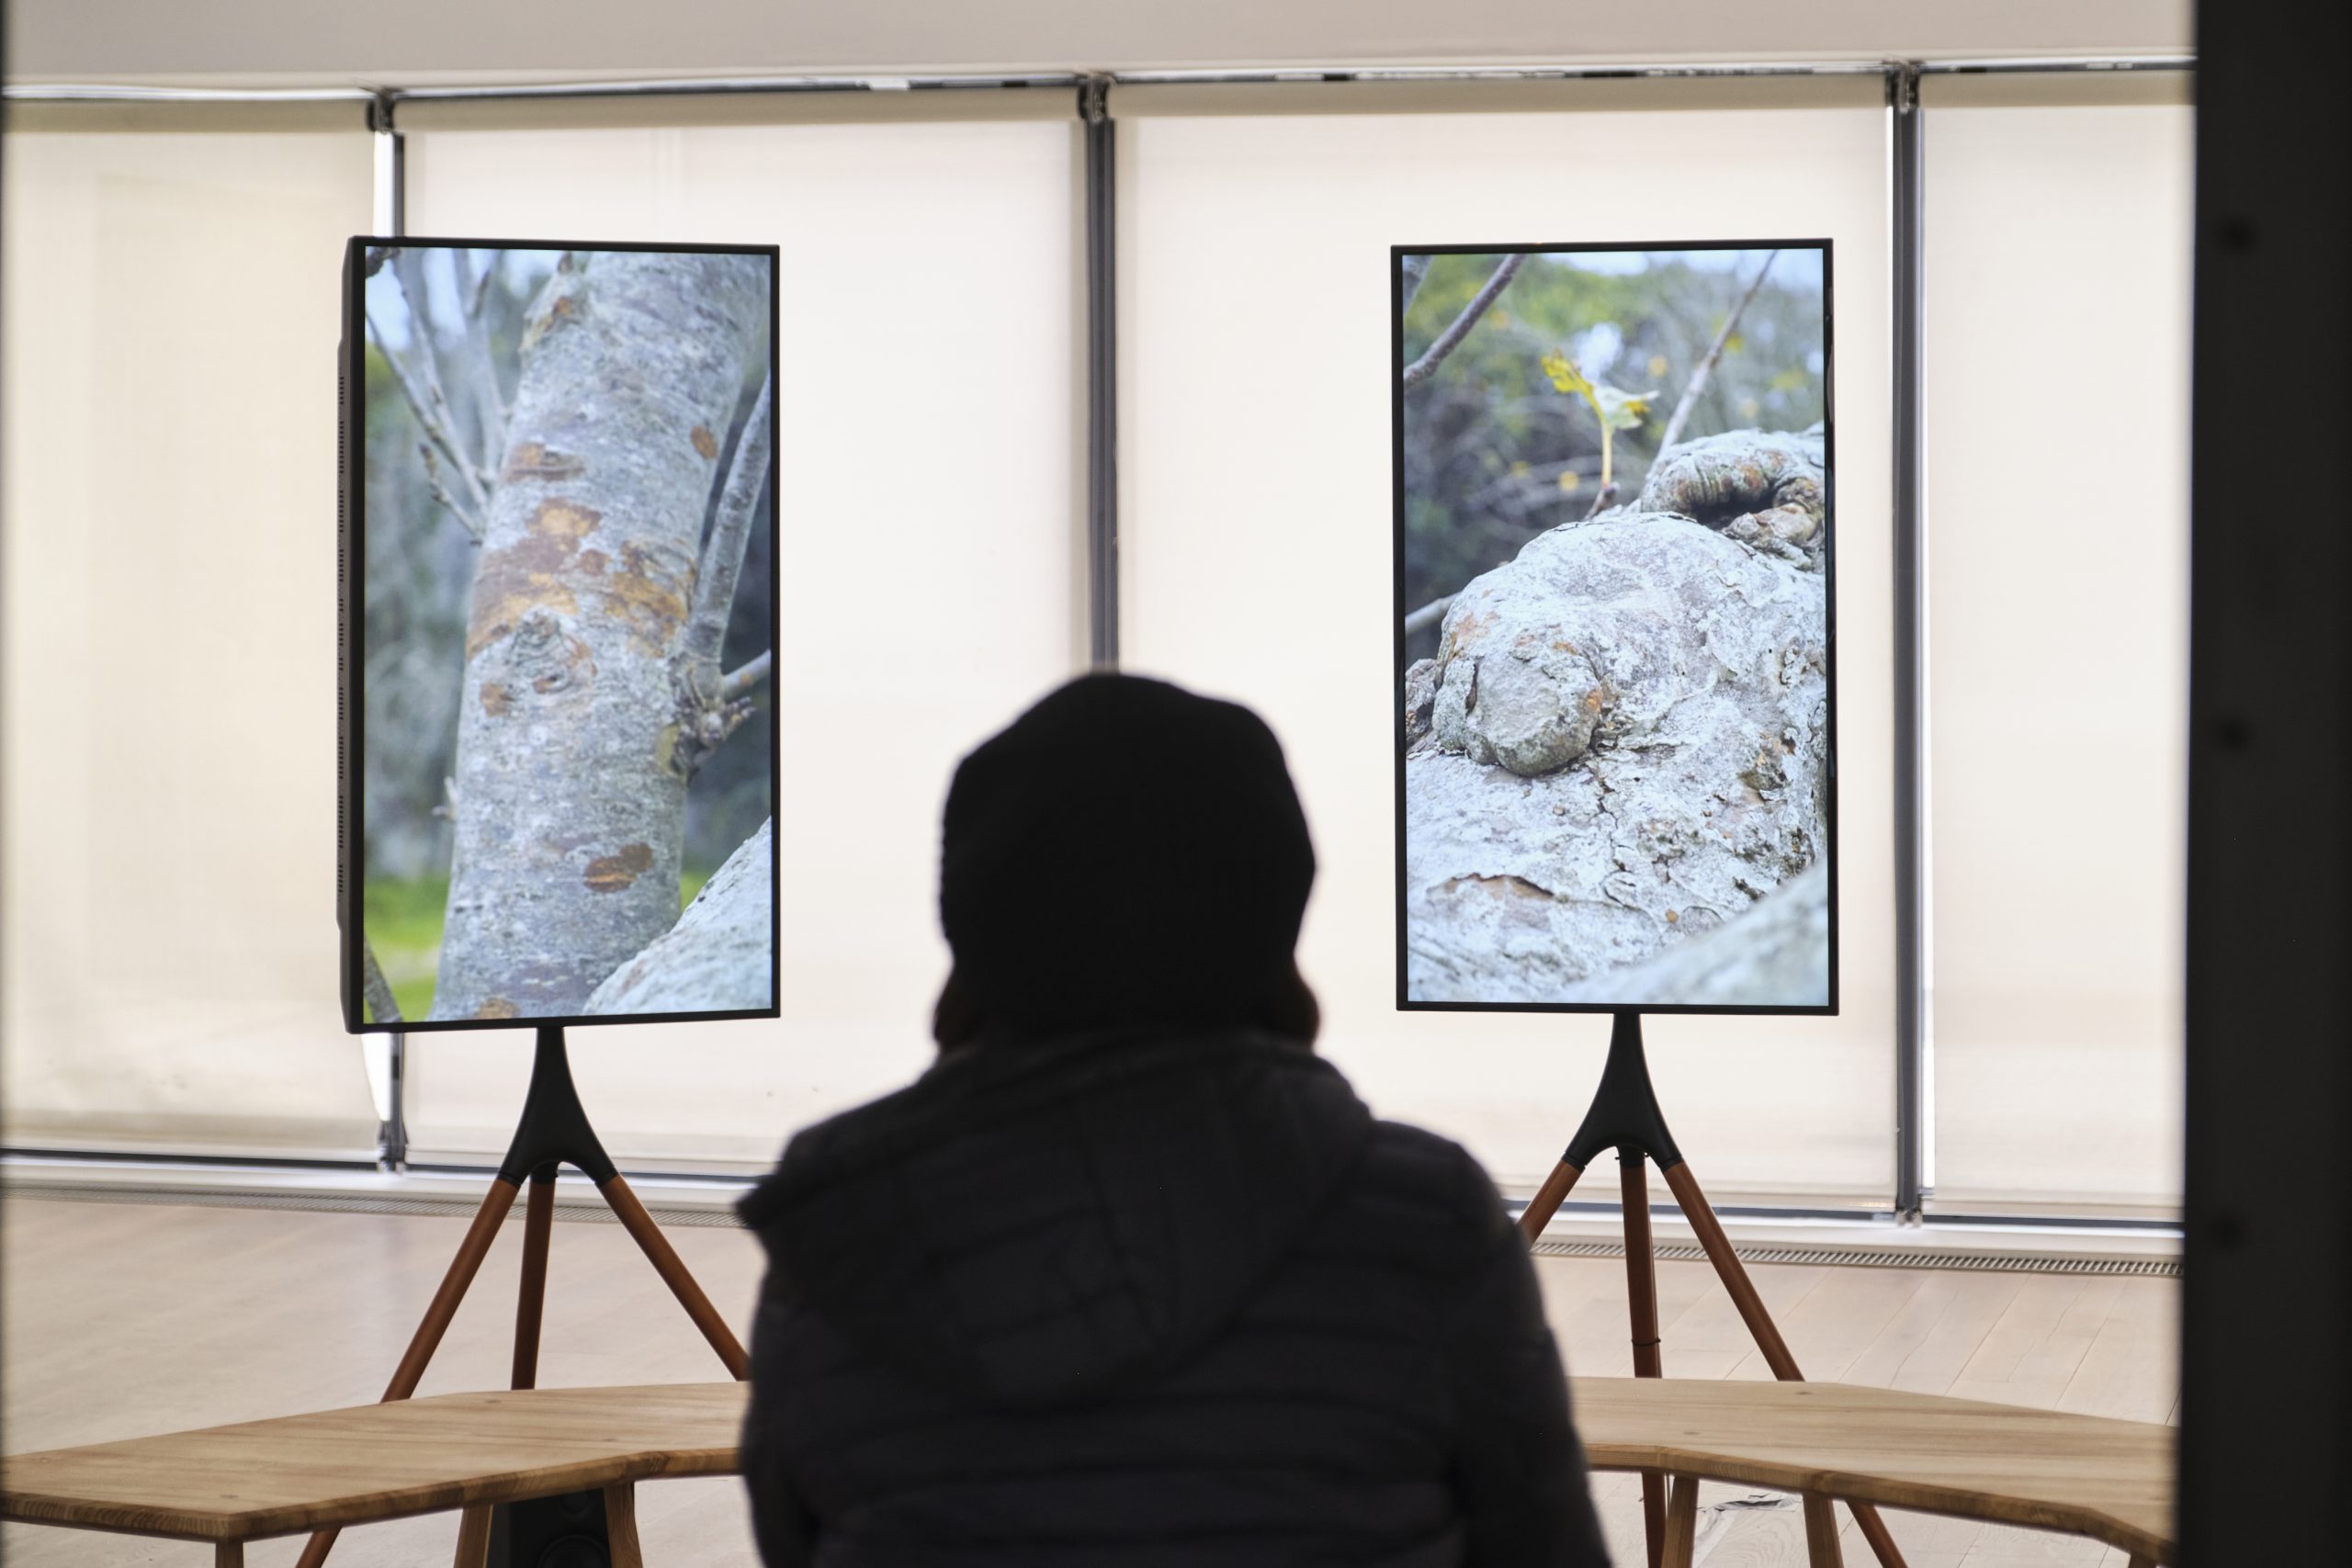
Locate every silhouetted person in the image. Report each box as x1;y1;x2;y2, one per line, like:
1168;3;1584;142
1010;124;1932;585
739;674;1610;1566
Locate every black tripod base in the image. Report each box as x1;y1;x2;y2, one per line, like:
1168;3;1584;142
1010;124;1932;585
1562;1010;1680;1170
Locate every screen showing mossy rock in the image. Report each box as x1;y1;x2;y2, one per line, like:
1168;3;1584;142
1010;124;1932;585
1396;243;1835;1013
342;240;778;1031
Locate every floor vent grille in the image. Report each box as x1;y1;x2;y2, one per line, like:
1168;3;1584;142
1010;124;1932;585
1530;1236;2179;1278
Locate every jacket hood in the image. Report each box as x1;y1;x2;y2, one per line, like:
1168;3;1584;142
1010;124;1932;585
739;1028;1374;1407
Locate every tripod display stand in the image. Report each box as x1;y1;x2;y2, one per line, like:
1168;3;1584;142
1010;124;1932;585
295;1026;748;1568
1521;1012;1908;1568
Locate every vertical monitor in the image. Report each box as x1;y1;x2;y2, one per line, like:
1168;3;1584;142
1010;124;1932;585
1395;242;1837;1013
341;238;780;1032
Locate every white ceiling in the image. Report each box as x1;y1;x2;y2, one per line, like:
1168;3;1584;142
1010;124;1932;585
8;0;2192;89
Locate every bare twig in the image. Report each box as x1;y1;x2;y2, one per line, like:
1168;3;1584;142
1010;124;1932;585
1401;253;1527;389
1651;250;1779;461
1399;253;1431;314
416;443;485;541
389;249;497;503
683;374;774;673
367;312;492;521
1403;595;1453;637
361;940;402;1026
467;249;503;319
459;251;509;462
720;649;774;702
1582;479;1620;521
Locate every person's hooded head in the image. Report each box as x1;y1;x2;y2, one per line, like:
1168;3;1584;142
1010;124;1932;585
933;673;1318;1047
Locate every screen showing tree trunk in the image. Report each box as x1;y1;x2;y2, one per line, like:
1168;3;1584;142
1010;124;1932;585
1395;243;1837;1013
341;240;779;1032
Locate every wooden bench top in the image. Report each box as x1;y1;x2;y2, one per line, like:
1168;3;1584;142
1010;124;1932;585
1572;1377;2175;1563
2;1377;2175;1561
0;1384;745;1543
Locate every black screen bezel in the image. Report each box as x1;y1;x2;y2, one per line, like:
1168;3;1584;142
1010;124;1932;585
340;234;784;1035
1390;238;1840;1017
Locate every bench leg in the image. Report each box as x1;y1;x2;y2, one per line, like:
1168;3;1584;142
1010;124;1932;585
1660;1476;1700;1568
1802;1495;1844;1567
452;1505;492;1568
215;1544;244;1568
604;1483;643;1568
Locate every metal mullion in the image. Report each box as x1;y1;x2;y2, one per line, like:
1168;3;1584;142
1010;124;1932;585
369;91;409;1172
1081;76;1118;669
1889;63;1928;1218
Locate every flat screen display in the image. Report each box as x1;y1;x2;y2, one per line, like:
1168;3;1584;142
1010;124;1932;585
1394;242;1836;1013
341;238;780;1032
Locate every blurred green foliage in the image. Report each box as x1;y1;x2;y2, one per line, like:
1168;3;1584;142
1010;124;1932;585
363;875;447;1023
361;868;718;1024
1399;251;1826;661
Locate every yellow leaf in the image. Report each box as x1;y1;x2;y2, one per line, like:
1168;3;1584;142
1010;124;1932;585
1557;471;1581;492
1647;354;1670;378
1539;349;1591;399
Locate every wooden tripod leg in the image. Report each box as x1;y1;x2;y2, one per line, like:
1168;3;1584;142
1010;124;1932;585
1660;1476;1700;1568
1623;1153;1667;1568
599;1174;750;1379
294;1177;524;1568
1660;1161;1907;1568
603;1483;644;1568
1518;1158;1587;1243
1802;1496;1844;1566
451;1506;492;1568
512;1170;557;1389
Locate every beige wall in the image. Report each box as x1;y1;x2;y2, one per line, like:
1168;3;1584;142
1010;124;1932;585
9;0;2190;89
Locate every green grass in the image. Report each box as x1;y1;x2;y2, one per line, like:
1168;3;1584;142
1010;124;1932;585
363;875;447;1023
362;870;713;1023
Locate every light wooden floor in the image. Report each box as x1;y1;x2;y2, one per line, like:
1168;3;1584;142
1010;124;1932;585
0;1195;2177;1568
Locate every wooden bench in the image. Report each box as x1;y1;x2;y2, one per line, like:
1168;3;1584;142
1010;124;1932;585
0;1384;742;1566
2;1378;2174;1566
1574;1377;2175;1566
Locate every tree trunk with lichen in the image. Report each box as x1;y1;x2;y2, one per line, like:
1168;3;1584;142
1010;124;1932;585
430;252;768;1021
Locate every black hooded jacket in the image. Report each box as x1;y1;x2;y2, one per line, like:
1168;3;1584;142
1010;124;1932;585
737;1025;1611;1567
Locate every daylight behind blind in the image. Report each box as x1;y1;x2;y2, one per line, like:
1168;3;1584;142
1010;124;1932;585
1920;84;2192;1214
1117;95;1896;1205
396;110;1083;1168
0;105;382;1156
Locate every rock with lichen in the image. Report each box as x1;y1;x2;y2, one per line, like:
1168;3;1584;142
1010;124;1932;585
1404;427;1830;1006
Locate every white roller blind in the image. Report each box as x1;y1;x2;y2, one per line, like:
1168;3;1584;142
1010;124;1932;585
398;110;1084;1169
1921;87;2192;1213
1;108;382;1156
1118;89;1896;1205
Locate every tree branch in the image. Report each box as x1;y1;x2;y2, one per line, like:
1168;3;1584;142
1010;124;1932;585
1651;250;1779;461
459;251;509;464
388;249;497;504
368;312;492;525
1404;594;1453;637
720;649;773;702
1399;253;1431;315
683;374;774;673
361;939;403;1026
1401;253;1526;389
415;441;485;541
